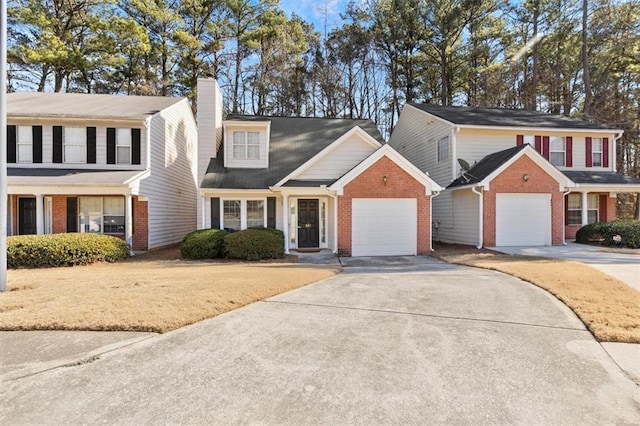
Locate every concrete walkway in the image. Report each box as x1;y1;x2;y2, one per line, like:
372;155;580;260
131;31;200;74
490;242;640;291
2;259;639;424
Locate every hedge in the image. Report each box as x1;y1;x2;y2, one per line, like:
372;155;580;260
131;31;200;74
7;233;130;268
575;220;640;249
224;228;285;260
180;228;228;260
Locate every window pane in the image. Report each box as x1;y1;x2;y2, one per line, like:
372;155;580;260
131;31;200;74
592;138;602;152
587;194;599;209
103;216;125;233
247;132;260;145
550;137;564;151
233;132;244;145
568;194;581;209
117;128;131;147
233;145;245;159
550;152;565;167
523;135;535;146
247;145;260;159
592;153;602;167
64;145;86;163
79;197;102;214
567;211;582;225
117;146;131;164
104;198;125;215
18;144;32;163
223;200;241;231
438;136;449;162
18;126;32;144
587;211;598;224
65;127;85;143
246;200;264;228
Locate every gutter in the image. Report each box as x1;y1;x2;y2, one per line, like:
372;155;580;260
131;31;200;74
471;186;484;249
613;131;624;173
562;189;572;245
429;190;441;252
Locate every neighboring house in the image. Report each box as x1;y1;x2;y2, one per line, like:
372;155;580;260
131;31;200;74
196;79;443;256
389;103;640;247
6;92;198;251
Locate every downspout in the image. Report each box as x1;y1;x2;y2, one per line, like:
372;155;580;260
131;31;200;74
451;126;461;182
429;190;441;252
613;131;623;173
471;186;483;249
562;189;572;245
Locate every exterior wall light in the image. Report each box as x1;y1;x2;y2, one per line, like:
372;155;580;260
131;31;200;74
523;174;529;182
382;175;388;185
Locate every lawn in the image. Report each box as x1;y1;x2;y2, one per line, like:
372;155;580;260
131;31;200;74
0;250;337;333
433;243;640;344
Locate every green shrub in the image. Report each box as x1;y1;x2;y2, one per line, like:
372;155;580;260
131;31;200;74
180;228;228;259
224;228;284;260
7;233;130;269
575;220;640;249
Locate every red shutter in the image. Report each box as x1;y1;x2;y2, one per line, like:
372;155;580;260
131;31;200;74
565;136;573;167
599;194;607;222
542;136;550;160
602;137;609;168
516;134;524;146
586;137;592;167
534;135;542;154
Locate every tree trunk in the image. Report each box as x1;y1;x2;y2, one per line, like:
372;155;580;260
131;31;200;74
581;0;592;118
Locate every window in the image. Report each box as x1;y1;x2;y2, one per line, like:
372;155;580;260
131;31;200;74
17;126;32;163
592;137;602;167
567;194;599;225
523;135;535;146
79;197;125;234
116;128;132;164
232;131;260;159
222;199;266;231
246;200;264;228
437;136;450;162
549;136;565;167
64;127;86;163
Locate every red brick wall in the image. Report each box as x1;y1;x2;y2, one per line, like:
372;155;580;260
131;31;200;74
337;156;431;256
52;196;68;233
483;155;564;246
132;197;149;251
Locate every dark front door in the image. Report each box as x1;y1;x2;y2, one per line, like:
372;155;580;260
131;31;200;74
298;199;319;248
19;197;37;235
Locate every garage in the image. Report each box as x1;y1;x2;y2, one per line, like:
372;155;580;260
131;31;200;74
496;193;551;246
351;198;417;256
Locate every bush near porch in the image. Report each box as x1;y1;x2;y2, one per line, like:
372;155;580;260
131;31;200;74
181;228;285;261
7;233;130;268
575;219;640;249
180;228;228;259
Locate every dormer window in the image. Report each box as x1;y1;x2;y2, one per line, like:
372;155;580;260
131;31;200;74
233;131;260;159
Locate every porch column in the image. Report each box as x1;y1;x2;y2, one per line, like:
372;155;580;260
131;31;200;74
35;194;44;235
125;195;133;252
283;194;289;254
581;191;589;226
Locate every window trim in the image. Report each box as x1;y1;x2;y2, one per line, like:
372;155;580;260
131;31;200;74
116;128;132;165
567;193;599;225
16;125;33;163
549;136;566;167
232;131;261;160
437;136;450;163
591;137;603;167
63;126;87;164
78;196;125;235
220;198;267;231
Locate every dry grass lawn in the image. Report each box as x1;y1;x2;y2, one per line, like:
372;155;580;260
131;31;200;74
0;254;336;333
433;243;640;343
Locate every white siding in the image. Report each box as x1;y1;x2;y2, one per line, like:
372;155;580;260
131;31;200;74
224;124;269;169
456;128;616;173
296;135;376;180
389;105;454;185
139;99;198;248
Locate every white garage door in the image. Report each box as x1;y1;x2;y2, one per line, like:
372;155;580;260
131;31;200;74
496;193;551;246
351;198;417;256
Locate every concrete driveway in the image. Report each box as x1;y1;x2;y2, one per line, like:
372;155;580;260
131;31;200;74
2;259;639;425
491;242;640;291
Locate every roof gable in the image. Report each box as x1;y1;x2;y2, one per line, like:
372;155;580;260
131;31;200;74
410;103;620;132
330;145;444;195
449;145;574;191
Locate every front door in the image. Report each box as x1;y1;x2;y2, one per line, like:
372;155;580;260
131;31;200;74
19;197;37;235
298;199;319;248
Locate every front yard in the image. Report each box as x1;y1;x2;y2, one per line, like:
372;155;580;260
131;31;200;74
0;251;336;333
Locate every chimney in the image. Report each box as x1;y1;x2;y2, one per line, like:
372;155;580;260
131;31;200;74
196;78;223;229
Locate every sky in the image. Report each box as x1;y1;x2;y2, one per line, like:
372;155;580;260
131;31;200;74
279;0;353;36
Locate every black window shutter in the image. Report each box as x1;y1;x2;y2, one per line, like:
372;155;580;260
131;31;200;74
86;127;96;163
32;126;43;163
106;128;116;164
211;197;220;229
53;126;63;163
67;197;78;232
131;128;141;165
7;125;16;163
267;197;276;228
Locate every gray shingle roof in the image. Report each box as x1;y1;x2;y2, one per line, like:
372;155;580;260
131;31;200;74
448;145;527;188
200;116;384;189
8;92;184;121
409;103;616;130
563;171;640;185
8;168;145;186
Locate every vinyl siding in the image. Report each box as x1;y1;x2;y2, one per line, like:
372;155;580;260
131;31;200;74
456;128;616;172
138;99;198;248
296;134;376;180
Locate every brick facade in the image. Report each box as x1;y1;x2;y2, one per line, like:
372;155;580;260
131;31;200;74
337;156;431;256
483;155;564;246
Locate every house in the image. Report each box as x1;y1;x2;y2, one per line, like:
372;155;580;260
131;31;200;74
196;79;444;256
6;92;199;251
389;103;640;247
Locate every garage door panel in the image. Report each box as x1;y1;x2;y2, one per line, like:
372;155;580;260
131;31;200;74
352;199;416;256
496;194;551;246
